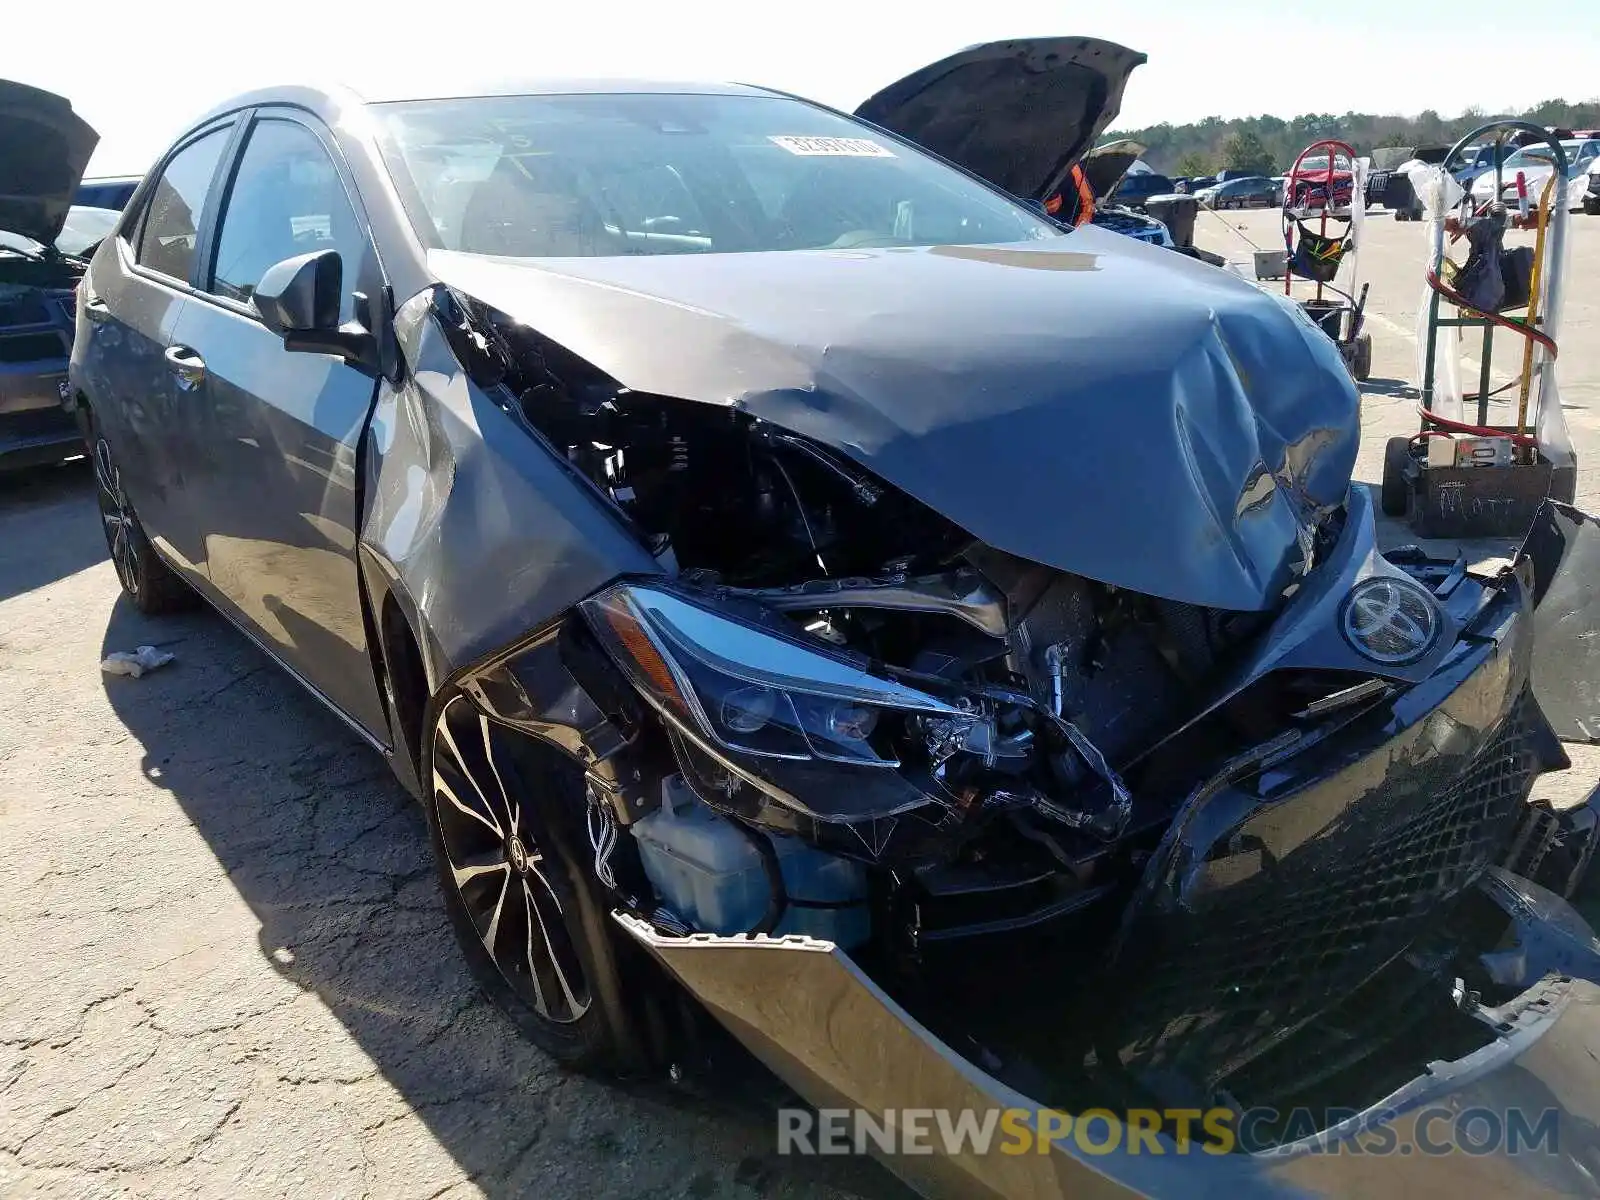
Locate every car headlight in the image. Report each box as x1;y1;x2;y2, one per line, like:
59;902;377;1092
1340;575;1440;665
581;583;963;820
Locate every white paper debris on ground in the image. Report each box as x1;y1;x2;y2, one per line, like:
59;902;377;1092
100;645;175;679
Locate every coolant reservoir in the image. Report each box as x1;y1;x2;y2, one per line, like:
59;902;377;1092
631;776;870;948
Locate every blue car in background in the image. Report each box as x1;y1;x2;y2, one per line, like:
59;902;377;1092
73;175;143;212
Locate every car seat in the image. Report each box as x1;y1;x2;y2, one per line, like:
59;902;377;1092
457;156;614;257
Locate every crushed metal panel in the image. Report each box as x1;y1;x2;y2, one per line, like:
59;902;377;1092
613;911;1600;1198
426;227;1361;613
611;915;1139;1200
359;287;660;685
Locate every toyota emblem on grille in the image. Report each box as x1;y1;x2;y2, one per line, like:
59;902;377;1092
1341;576;1439;664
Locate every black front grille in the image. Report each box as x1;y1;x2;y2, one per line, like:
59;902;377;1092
1112;692;1539;1091
0;331;67;364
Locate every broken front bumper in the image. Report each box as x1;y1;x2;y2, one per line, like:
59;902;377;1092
613;501;1600;1199
618;871;1600;1199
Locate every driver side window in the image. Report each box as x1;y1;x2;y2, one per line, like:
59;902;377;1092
209;119;367;322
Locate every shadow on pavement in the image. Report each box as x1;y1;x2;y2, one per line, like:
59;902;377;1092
0;457;103;603
1360;376;1417;399
97;593;906;1199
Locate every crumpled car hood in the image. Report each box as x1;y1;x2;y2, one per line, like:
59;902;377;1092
0;80;98;246
428;226;1360;612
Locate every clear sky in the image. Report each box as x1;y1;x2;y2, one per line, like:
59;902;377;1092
9;0;1599;176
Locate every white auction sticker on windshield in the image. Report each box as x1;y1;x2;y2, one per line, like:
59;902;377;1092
769;135;895;158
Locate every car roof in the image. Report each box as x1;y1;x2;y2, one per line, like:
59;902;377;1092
191;77;780;126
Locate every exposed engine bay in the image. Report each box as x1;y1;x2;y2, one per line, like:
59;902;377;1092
447;283;1301;847
0;257;83;349
454;291;1362;938
442;278;1600;1139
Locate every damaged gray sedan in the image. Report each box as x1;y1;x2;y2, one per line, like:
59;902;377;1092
69;38;1600;1199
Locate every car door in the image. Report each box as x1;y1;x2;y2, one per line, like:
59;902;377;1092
170;111;389;739
82;123;235;578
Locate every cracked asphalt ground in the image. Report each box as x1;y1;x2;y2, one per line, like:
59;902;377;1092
3;207;1598;1200
0;491;899;1200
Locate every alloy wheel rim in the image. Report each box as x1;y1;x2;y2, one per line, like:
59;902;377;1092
93;438;139;597
431;696;592;1023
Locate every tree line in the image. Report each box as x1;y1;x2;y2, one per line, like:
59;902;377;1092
1109;99;1600;177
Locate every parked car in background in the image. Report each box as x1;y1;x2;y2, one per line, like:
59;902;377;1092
1380;144;1451;219
1365;145;1414;205
1104;168;1174;210
1286;150;1354;210
1196;174;1277;208
0;80;98;471
1074;141;1176;246
1470;138;1600;213
1450;143;1503;189
73;175;143;212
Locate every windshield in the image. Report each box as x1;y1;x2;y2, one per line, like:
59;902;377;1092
373;92;1059;257
0;205;120;259
1295;155;1351;173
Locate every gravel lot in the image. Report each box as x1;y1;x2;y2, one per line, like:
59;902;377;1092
4;205;1598;1198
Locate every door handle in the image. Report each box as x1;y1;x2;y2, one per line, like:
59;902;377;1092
82;297;111;322
164;344;206;389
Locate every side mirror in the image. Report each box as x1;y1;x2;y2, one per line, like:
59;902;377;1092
253;249;377;367
255;249;342;337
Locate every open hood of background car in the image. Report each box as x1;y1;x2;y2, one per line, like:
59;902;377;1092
0;80;98;247
853;38;1147;203
1081;139;1147;202
429;226;1361;613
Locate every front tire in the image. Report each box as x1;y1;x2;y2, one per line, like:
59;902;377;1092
425;691;645;1072
1583;195;1600;216
88;416;194;615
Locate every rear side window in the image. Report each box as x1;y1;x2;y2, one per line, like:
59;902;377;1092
209;119;367;322
136;129;230;282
